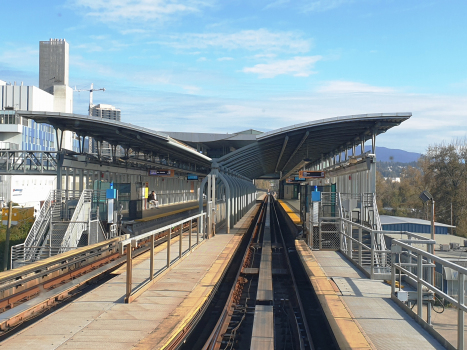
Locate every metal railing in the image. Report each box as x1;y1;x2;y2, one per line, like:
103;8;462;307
12;190;84;265
390;236;467;350
121;212;206;303
11;244;79;267
0;150;58;174
60;189;93;252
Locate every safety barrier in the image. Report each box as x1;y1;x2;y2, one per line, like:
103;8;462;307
391;237;467;350
121;212;207;303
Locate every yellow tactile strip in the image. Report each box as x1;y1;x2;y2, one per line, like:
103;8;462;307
278;200;301;224
295;240;375;350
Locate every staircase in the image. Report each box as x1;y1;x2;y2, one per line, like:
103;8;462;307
11;190;95;267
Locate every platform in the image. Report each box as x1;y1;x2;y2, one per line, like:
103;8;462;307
1;205;260;350
139;199;204;221
278;199;301;224
127;200;206;236
296;241;445;350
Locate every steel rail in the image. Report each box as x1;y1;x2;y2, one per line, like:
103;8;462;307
271;200;314;349
201;198;267;350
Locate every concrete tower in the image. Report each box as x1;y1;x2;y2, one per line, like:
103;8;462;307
38;39;73;116
39;39;69;93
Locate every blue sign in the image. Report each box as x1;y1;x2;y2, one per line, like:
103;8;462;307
312;191;321;202
106;189;117;199
187;174;198;180
293;177;306;182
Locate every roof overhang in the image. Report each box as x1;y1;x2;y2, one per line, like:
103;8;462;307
17;111;212;168
218;113;411;179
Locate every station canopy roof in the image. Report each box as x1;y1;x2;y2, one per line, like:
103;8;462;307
19;111;410;180
217;113;411;179
18;111;212;169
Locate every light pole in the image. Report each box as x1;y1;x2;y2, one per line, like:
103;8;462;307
419;190;435;325
419;190;435;242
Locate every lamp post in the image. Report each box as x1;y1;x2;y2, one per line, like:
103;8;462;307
419;190;435;325
419;190;435;242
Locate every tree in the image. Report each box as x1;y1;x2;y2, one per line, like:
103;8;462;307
421;140;467;236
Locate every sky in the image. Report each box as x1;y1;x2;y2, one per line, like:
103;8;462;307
1;0;467;154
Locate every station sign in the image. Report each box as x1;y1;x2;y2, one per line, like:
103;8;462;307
149;169;174;177
299;170;325;178
187;174;198;180
286;177;306;183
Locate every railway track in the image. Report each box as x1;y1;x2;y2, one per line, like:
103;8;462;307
182;195;338;350
0;197;338;349
0;220;196;339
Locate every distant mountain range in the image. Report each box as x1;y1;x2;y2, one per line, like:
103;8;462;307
365;146;421;163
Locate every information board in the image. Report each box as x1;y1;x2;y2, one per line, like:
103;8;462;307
299;170;325;178
148;169;174;177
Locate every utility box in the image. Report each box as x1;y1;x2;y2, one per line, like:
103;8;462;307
450;242;460;250
439;244;450;251
396;290;408;302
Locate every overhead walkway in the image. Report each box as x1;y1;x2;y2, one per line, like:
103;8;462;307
1;204;260;350
296;242;445;350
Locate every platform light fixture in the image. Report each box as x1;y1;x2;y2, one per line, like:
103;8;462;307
419;190;435;243
419;190;433;203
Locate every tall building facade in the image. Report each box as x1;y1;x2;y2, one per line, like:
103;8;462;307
39;39;73;114
0;39;77;209
91;104;121;121
90;104;122;156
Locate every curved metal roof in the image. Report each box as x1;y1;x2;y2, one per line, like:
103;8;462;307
218;113;411;179
17;111;212;169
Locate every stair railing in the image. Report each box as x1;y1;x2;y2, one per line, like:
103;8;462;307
60;189;93;252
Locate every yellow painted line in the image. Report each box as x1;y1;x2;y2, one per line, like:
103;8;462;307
278;200;301;224
295;240;375;350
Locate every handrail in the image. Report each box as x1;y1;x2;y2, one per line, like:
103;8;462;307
23;190;54;250
61;189;93;251
123;212;206;303
391;237;465;349
120;212;205;246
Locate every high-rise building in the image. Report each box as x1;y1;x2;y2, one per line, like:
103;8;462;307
91;104;121;121
39;39;73;114
0;39;79;209
39;39;69;92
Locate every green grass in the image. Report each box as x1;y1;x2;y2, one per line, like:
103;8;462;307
0;221;32;270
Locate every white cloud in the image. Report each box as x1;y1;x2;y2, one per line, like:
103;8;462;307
317;81;396;94
158;29;312;53
217;57;233;61
0;45;38;69
242;56;322;78
197;57;208;62
301;0;355;12
72;0;212;23
120;29;149;35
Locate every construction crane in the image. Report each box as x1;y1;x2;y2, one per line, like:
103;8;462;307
73;83;105;116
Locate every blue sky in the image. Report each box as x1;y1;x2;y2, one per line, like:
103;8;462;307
1;0;467;153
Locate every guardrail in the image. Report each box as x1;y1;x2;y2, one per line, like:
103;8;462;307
121;212;207;303
391;237;466;350
325;216;432;280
